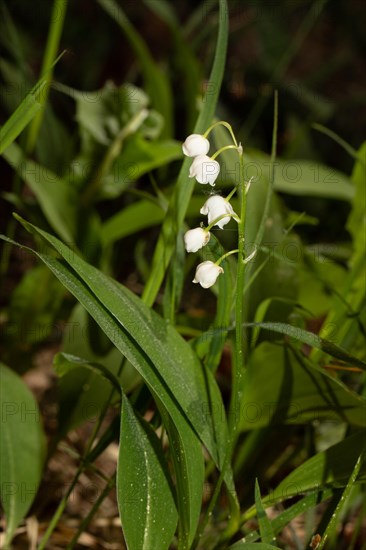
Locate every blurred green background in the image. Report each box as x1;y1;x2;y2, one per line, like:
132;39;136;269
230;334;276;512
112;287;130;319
1;0;365;237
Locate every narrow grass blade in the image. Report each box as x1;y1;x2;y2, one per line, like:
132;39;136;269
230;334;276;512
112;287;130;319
254;479;276;545
142;0;229;306
26;0;68;152
262;431;366;507
244;321;366;370
0;78;46;154
317;452;365;550
312;123;365;165
242;489;333;544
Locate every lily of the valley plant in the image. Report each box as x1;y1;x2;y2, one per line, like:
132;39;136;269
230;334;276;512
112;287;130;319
182;121;258;537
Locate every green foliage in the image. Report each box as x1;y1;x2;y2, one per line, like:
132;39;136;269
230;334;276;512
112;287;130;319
118;393;178;549
317;453;364;549
3;142;77;243
347;141;366;263
241;343;366;431
0;0;365;548
261;430;366;506
0;364;46;547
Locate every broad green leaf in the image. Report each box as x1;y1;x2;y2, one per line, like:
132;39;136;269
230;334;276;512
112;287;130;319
1;225;233;538
0;78;46;154
271;489;332;535
245;149;354;201
157;403;204;547
162;226;186;324
118;394;177;550
142;0;229;305
101;194;219;246
0;364;46;547
254;480;276;545
18;245;205;538
273;158;354;201
297;254;347;317
113;136;182;180
262;431;366;507
103;136;182;198
2;142;76;243
12;218;229;469
101;199;166;245
241;343;366;431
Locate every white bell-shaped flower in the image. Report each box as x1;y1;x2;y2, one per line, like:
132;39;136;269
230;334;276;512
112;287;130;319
200;195;237;229
189;155;220;186
184;227;210;253
182;134;210;157
192;261;224;288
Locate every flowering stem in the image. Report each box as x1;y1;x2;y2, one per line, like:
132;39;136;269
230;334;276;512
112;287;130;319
225;185;238;202
211;144;239;160
206;213;240;232
192;147;247;547
231;147;247;431
203;120;238;147
216;248;239;265
221;145;247;533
